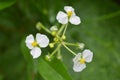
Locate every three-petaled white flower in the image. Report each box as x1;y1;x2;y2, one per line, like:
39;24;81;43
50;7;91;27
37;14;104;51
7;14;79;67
56;6;81;25
25;33;49;59
73;49;93;72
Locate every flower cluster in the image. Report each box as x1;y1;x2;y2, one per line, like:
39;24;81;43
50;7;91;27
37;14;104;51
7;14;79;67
25;6;93;72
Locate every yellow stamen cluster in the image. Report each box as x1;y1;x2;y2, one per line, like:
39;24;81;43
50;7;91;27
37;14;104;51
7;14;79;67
67;11;73;17
80;58;85;64
32;41;38;47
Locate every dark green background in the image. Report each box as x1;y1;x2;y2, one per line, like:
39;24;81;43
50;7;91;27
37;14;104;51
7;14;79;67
0;0;120;80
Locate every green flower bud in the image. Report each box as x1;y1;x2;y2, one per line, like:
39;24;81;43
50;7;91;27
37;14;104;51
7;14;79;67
49;43;54;48
62;35;66;40
45;55;51;61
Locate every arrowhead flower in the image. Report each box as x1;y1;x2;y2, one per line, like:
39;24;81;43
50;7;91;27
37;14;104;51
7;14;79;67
56;6;81;25
25;33;49;59
73;49;93;72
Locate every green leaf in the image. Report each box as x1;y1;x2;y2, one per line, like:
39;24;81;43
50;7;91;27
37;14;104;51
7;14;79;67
37;58;73;80
0;1;15;10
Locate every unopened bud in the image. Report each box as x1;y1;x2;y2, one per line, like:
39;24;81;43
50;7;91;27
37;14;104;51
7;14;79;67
36;22;42;30
50;26;58;31
51;31;57;36
57;54;62;60
49;43;54;48
45;55;51;61
78;43;85;50
62;35;66;40
54;37;59;42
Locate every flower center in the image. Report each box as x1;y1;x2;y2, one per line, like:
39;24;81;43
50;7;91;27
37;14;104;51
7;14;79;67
67;11;73;17
32;41;38;47
80;58;85;64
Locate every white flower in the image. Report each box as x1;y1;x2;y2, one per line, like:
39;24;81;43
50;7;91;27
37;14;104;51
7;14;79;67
56;6;81;25
25;33;49;59
73;49;93;72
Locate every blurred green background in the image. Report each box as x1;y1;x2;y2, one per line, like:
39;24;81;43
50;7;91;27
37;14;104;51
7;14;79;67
0;0;120;80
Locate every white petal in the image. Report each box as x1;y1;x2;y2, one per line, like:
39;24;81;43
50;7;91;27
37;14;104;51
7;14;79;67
36;33;49;48
73;53;81;63
69;16;81;25
64;6;74;13
25;34;34;43
82;49;93;63
56;11;68;24
26;43;33;49
25;34;34;49
73;62;86;72
30;47;41;59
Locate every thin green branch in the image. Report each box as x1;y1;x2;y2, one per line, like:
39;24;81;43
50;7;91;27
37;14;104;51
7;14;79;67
62;23;68;35
57;24;66;35
62;43;76;56
64;42;79;47
36;22;51;34
50;44;61;57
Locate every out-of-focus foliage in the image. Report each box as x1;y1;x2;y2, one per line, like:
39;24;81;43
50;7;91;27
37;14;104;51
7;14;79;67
0;1;15;10
0;0;120;80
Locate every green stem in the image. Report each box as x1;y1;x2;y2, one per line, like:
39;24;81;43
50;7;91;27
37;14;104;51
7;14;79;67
36;22;51;34
62;23;68;35
57;48;62;59
64;42;79;47
57;48;61;55
57;24;66;35
62;43;76;56
50;44;61;57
